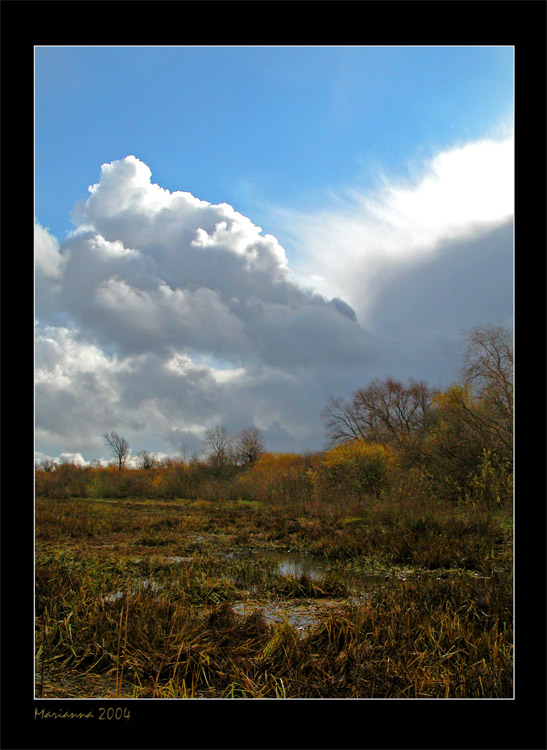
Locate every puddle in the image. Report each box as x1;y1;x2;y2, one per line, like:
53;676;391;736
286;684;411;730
102;549;390;607
249;549;387;594
161;547;391;595
232;597;364;635
228;550;385;635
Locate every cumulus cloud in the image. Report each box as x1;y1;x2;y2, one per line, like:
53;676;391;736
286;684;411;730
35;156;374;460
35;220;68;279
74;155;291;298
55;155;365;364
34;145;513;463
35;220;71;322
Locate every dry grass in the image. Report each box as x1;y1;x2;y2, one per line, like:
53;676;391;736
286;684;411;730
35;494;512;698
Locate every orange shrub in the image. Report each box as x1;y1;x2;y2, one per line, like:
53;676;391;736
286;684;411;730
318;440;394;501
234;452;314;504
35;463;93;498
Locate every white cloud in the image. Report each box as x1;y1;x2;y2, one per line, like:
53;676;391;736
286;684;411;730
283;134;514;321
35;326;125;387
35;220;68;279
35;220;72;322
34;146;513;461
59;452;87;466
43;155;367;367
369;137;513;246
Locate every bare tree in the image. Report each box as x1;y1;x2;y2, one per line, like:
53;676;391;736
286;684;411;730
323;378;438;448
37;458;56;472
461;324;513;407
103;432;130;470
135;450;156;470
235;426;265;465
458;323;513;456
204;425;234;472
322;394;368;446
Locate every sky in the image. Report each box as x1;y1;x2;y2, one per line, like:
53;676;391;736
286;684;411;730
34;45;514;465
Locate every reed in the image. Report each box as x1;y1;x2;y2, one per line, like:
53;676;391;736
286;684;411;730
35;492;512;698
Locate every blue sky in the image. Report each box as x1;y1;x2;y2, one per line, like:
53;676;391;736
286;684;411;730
34;46;514;464
35;46;512;240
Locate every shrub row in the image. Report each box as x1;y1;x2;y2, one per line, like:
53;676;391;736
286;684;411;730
35;434;511;509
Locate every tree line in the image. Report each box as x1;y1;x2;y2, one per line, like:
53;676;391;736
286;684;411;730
100;425;266;474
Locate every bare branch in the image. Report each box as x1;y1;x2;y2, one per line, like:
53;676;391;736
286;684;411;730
235;426;265;465
325;378;438;449
135;450;156;470
103;432;130;470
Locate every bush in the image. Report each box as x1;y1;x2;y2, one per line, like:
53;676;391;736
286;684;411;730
35;463;93;498
419;386;512;505
465;449;513;508
318;440;394;502
234;453;314;504
86;466;143;499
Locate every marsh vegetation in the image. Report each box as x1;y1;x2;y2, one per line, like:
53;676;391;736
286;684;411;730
35;487;512;699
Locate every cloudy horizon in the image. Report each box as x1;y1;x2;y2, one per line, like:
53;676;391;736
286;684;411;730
34;47;513;466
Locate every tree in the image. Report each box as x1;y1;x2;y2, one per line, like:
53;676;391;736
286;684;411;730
459;323;513;457
37;458;56;472
320;440;394;503
235;426;265;465
323;377;438;450
204;425;234;473
418;325;513;504
424;385;486;499
135;450;156;470
103;432;130;470
322;394;368;446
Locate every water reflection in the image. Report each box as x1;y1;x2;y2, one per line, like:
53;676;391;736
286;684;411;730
250;549;386;593
102;549;389;605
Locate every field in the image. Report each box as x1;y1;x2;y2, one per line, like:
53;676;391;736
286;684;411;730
35;487;513;699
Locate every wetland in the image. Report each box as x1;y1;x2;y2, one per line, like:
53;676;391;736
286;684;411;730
35;492;513;699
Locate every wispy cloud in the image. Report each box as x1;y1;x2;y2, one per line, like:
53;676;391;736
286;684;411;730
281;134;514;322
